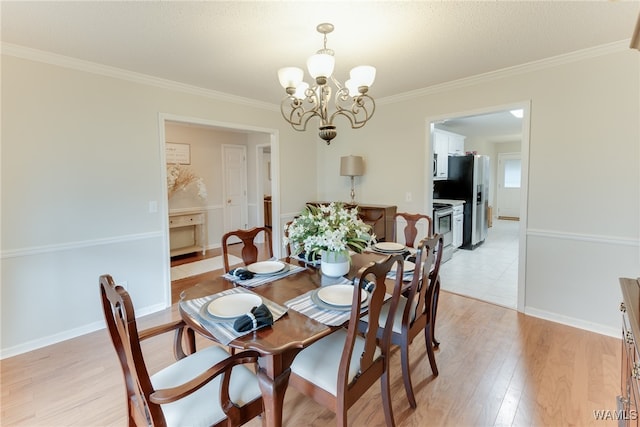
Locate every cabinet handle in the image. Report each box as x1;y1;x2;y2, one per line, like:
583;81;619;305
621;302;627;312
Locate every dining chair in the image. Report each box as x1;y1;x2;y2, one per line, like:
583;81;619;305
222;226;273;272
287;253;405;427
427;234;444;349
392;212;433;248
359;237;439;409
100;274;264;427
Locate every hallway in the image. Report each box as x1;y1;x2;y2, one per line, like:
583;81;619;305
439;219;519;309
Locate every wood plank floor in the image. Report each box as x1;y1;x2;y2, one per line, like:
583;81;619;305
1;250;622;426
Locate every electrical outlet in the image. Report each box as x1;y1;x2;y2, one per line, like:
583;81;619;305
405;192;412;202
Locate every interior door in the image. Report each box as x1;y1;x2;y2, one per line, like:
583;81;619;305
223;145;248;236
497;152;521;219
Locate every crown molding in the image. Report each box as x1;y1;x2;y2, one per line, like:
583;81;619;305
1;42;279;112
378;40;632;105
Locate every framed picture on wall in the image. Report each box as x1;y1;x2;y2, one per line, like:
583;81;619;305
166;142;191;164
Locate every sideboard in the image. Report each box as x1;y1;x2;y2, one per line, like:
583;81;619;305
169;210;206;257
307;202;397;242
619;277;640;425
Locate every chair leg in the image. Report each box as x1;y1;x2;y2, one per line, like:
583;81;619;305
424;324;439;377
400;342;417;409
336;401;348;427
381;369;396;427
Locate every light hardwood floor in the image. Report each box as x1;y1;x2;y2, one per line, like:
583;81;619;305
1;253;622;426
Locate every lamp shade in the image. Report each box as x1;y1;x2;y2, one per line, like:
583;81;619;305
349;65;376;87
307;53;335;79
278;67;304;89
340;155;364;177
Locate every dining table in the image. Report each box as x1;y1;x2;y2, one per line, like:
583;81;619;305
178;250;412;427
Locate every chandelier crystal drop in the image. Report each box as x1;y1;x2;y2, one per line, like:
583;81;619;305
277;23;376;145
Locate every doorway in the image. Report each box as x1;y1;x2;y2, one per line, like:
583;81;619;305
159;114;280;306
427;102;530;311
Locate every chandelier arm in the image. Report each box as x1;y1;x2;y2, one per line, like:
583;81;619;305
330;93;376;129
280;95;321;131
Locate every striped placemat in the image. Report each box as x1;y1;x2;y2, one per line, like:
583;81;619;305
284;278;390;327
179;287;288;345
222;263;305;288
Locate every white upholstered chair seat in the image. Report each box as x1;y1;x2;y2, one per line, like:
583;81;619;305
362;295;418;334
290;329;382;396
151;345;262;427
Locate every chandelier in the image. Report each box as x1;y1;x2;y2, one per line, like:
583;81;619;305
277;23;376;145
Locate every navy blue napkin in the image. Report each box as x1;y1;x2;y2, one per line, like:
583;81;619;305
233;303;273;332
229;267;254;281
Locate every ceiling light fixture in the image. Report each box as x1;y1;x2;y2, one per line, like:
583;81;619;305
277;23;376;145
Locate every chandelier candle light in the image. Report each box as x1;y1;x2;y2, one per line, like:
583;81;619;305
277;23;376;145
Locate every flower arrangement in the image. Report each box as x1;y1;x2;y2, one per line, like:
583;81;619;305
166;164;207;200
284;202;374;259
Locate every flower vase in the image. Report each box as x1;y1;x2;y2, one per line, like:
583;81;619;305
321;250;350;277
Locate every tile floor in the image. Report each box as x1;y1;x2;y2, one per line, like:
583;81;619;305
439;219;519;309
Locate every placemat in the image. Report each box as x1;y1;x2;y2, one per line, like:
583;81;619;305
284;278;389;327
222;262;305;288
180;287;288;345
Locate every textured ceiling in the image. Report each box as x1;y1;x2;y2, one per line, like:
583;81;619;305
2;1;638;107
2;1;638;140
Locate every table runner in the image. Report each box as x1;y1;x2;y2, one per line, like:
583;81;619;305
180;287;288;345
222;262;305;288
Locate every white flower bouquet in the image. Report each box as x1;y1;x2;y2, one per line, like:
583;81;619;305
284;202;374;260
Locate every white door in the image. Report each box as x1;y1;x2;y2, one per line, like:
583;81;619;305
497;152;521;219
222;145;248;234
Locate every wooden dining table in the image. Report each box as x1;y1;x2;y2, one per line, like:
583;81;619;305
178;251;391;427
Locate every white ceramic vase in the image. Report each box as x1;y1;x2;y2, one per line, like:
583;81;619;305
320;250;350;277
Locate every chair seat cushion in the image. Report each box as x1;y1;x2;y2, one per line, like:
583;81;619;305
362;295;417;334
290;329;381;396
151;345;261;427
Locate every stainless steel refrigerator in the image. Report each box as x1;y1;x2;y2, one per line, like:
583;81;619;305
433;154;489;249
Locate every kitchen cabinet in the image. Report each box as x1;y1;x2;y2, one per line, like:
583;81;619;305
433;129;466;181
433;131;449;180
619;277;640;426
169;210;206;257
452;204;464;248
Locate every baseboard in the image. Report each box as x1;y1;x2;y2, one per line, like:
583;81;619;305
524;306;619;338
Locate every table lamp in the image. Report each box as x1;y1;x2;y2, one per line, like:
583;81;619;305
340;155;364;203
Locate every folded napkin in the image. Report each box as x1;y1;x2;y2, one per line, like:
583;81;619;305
233;303;273;332
229;267;254;280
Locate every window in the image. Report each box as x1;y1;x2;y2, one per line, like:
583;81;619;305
503;159;521;188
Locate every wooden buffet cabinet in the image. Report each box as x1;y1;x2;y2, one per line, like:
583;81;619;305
619;277;640;425
307;202;397;242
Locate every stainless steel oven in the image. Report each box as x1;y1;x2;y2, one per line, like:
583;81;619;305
433;203;454;263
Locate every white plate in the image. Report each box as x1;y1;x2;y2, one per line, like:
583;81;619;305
374;242;406;252
317;285;367;307
207;293;262;318
247;260;286;275
390;260;415;273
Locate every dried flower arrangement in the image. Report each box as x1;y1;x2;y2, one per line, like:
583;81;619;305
166;164;207;200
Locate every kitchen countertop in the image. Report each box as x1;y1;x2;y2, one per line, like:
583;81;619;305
434;198;465;206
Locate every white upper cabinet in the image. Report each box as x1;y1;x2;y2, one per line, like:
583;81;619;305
433;129;466;180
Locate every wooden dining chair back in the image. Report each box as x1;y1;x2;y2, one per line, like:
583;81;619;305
393;212;433;247
358;236;439;409
427;233;444;348
100;274;264;427
221;226;273;272
288;254;405;427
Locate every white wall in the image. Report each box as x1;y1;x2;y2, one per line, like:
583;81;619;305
2;43;639;357
317;46;640;336
0;53;318;357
